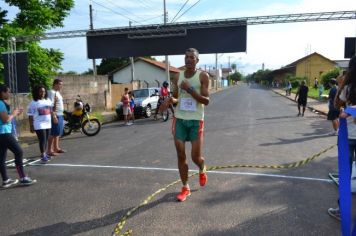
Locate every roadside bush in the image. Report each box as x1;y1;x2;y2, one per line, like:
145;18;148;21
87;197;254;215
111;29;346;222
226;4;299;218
321;68;341;89
285;74;306;88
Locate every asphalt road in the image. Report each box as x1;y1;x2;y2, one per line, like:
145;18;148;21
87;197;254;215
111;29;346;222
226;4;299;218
0;84;345;236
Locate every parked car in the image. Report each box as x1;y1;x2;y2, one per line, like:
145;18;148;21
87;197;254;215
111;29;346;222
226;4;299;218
116;88;159;119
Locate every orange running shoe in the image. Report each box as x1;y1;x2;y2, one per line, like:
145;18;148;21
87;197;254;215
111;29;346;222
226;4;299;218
176;186;191;202
199;166;207;187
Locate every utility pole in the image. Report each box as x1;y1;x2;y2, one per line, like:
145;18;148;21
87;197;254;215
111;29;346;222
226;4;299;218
215;53;218;90
163;0;170;86
129;21;135;84
89;2;97;76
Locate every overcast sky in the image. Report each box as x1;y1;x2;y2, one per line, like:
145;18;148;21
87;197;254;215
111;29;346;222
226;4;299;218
1;0;356;74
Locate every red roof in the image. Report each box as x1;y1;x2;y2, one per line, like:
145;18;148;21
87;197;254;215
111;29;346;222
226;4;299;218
138;57;181;73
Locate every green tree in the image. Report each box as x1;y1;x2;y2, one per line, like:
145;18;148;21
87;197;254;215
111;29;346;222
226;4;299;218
247;69;273;84
97;58;130;75
321;67;341;89
227;71;243;81
97;56;156;75
0;0;74;87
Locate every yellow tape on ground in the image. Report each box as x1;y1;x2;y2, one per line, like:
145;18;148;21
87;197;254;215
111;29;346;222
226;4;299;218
112;144;336;236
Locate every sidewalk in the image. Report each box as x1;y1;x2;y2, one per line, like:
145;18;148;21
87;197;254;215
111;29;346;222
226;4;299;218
272;89;329;116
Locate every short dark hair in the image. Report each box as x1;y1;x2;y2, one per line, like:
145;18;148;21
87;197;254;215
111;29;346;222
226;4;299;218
185;48;199;59
0;84;9;100
32;85;48;101
53;78;62;86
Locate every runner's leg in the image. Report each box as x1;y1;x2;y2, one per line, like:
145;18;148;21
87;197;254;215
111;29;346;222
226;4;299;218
174;139;188;185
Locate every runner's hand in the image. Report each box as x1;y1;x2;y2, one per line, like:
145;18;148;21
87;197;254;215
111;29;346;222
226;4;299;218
180;79;190;91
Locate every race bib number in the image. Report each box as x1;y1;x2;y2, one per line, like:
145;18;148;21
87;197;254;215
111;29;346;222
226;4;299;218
180;98;196;111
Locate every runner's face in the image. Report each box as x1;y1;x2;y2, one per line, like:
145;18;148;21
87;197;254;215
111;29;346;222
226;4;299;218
185;51;198;70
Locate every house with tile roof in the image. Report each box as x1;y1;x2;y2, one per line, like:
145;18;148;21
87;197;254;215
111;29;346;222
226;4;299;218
270;52;337;86
110;57;181;88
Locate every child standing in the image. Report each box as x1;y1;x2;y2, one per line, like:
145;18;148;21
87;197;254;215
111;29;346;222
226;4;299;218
129;91;135;124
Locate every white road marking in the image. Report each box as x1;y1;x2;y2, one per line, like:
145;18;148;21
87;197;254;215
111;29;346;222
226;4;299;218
29;162;333;183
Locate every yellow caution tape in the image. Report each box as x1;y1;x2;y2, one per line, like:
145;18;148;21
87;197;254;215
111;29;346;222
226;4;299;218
112;144;336;236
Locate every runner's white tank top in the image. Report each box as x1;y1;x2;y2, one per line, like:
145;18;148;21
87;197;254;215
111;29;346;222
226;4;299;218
175;70;204;121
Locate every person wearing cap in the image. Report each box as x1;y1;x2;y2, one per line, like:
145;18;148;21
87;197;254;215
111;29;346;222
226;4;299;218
327;78;339;135
154;81;174;120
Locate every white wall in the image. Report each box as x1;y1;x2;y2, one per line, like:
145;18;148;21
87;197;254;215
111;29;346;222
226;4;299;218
112;61;168;88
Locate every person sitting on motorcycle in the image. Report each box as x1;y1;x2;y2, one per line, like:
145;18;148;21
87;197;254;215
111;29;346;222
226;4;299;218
154;81;174;120
71;100;83;126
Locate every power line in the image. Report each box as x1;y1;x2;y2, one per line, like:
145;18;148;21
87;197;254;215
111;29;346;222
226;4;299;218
136;0;159;13
137;14;164;24
173;0;203;22
102;0;146;21
92;0;140;24
171;0;190;23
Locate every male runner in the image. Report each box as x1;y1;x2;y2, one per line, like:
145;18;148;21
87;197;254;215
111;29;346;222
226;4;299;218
160;48;210;201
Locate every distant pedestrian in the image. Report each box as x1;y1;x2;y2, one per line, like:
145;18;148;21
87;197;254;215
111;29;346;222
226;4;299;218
47;79;66;156
28;85;53;163
295;80;309;116
314;77;318;89
285;81;292;96
318;83;324;101
121;88;132;126
129;91;135;124
326;78;339;135
0;84;36;188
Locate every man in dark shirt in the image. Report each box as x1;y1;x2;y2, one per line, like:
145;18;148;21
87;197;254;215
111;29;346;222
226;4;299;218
326;78;339;135
295;80;309;116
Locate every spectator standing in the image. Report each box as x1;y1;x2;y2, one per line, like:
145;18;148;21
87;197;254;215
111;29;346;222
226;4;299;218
47;79;65;156
0;84;36;188
328;55;356;220
121;88;132;126
327;78;339;135
286;81;292;96
318;83;324;101
295;80;309;116
314;77;318;89
129;91;135;124
28;85;53;163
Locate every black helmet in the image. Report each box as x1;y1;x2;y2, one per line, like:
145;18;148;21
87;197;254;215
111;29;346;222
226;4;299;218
163;81;169;87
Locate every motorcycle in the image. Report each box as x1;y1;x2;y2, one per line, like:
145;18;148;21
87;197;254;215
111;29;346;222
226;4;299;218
62;95;101;136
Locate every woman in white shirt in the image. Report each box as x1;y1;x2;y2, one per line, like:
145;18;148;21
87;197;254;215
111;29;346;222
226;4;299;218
28;85;53;163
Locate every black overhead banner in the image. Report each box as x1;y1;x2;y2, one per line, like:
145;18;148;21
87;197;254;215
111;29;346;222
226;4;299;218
345;37;356;58
86;22;247;59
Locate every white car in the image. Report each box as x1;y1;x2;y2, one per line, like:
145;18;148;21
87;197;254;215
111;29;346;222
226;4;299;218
116;88;159;118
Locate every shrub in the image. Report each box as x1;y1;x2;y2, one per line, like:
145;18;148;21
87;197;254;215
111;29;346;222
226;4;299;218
321;68;341;89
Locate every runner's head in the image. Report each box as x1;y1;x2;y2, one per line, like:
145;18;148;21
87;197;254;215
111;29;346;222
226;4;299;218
185;48;199;70
163;81;169;88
